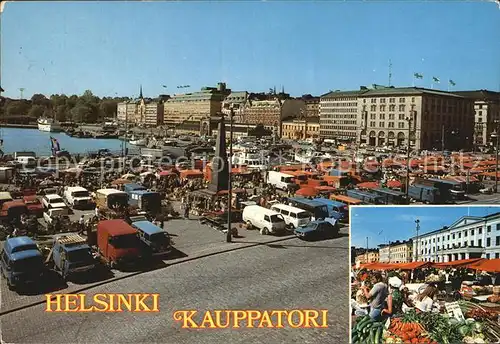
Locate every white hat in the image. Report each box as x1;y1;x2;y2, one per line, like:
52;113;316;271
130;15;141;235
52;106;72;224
389;276;402;288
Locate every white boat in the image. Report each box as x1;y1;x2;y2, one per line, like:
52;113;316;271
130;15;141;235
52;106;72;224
38;118;62;132
129;138;147;146
232;149;269;171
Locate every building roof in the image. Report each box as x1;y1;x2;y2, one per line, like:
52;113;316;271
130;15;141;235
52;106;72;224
98;219;138;236
224;91;248;102
358;86;465;98
321;90;367;98
454;90;500;102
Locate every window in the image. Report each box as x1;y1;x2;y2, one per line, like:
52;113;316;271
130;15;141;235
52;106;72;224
388;122;395;128
389;98;395;103
497;223;500;231
464;231;467;237
399;114;404;120
389;105;396;111
471;229;474;235
380;105;386;111
496;236;500;246
486;253;490;259
371;99;376;103
433;238;435;243
379;122;385;127
496;253;500;259
487;238;491;247
447;235;450;240
458;232;461;238
399;105;405;111
379;114;385;120
389;114;395;120
380;98;386;103
399;98;406;103
411;97;415;102
471;240;474;246
452;234;455;239
479;227;482;234
398;122;404;128
478;239;482;247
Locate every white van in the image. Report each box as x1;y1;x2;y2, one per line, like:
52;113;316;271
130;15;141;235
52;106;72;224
64;186;92;209
16;156;37;168
266;171;296;191
242;205;286;235
270;203;311;229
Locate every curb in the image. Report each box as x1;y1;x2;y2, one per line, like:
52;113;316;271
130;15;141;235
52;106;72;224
0;234;296;316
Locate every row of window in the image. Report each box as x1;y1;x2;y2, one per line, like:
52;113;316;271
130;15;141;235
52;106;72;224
368;113;408;120
421;236;500;254
320;127;357;132
369;104;408;112
320;102;357;107
421;224;500;246
366;97;413;104
321;114;357;119
368;121;406;129
321;108;357;113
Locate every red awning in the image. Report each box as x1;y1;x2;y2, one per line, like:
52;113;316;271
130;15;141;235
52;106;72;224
296;187;319;197
466;259;500;273
357;182;379;189
432;258;484;269
387;180;402;188
159;170;176;176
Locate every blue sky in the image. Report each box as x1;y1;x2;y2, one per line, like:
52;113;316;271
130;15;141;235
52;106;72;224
1;1;499;99
350;206;500;248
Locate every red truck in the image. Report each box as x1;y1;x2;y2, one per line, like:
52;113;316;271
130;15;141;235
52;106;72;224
97;219;142;269
23;195;44;217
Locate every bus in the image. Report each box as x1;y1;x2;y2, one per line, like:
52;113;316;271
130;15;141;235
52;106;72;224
330;194;363;206
286;197;336;225
372;188;409;205
313;198;349;222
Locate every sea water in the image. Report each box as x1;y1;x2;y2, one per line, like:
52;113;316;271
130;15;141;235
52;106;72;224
0;128;124;156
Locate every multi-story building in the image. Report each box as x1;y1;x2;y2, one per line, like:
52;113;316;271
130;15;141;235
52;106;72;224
281;118;320;140
163;82;231;128
378;240;413;263
412;212;500;263
358;86;475;150
143;101;164;127
320;89;365;141
242;98;306;137
299;94;320;118
117;101;139;124
455;90;500;147
355;250;380;265
221;91;249;123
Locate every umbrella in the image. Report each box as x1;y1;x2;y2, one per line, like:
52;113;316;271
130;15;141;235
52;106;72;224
39;180;55;186
64;167;82;174
295;187;319;197
140;171;154;177
111;178;132;186
387;180;402;189
121;173;136;180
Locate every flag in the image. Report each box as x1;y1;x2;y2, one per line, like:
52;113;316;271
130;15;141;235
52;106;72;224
414;73;423;79
449;80;456;86
432;77;440;83
162;85;167;88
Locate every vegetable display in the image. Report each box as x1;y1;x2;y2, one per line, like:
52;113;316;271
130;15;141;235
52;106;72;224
352;315;385;344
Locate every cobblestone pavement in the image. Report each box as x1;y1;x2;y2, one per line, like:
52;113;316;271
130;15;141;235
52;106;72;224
1;227;349;344
1;219;347;314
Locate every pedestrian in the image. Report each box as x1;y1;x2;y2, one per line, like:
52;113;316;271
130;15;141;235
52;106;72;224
78;215;85;234
361;272;389;321
184;203;190;219
95;206;100;218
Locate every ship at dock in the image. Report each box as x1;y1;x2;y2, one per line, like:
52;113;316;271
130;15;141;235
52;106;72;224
37;118;62;132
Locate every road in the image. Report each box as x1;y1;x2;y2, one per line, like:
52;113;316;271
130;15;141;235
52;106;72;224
1;223;348;343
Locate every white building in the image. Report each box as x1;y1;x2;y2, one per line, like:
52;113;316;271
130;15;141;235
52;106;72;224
412;213;500;263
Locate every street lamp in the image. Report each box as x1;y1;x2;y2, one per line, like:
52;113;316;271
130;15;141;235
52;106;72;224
405;113;414;198
226;107;234;243
491;123;499;193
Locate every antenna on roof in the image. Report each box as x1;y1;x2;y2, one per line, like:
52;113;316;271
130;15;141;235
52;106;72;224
388;59;392;87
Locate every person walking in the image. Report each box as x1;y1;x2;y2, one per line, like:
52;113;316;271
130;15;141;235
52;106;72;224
78;215;85;234
362;272;389;321
184;203;190;219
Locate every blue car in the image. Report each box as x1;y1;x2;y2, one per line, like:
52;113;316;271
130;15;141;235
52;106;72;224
294;220;339;239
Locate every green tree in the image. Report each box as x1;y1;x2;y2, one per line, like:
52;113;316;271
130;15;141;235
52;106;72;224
99;100;118;120
50;94;68;107
55;105;68;122
5;101;31;117
28;105;45;118
31;93;50;107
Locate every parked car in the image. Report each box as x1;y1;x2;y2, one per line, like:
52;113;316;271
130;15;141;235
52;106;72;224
23;195;44;217
63;186;93;209
41;194;67;209
294;220;339;239
242;205;287;235
479;187;493;194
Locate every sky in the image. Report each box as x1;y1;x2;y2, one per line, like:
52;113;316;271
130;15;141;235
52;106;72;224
350;206;500;248
1;1;499;99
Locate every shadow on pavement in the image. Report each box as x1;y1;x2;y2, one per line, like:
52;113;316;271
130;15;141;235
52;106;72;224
70;264;115;285
16;270;67;296
162;247;188;261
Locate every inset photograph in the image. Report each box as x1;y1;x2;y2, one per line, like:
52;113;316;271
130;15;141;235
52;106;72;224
350;206;500;344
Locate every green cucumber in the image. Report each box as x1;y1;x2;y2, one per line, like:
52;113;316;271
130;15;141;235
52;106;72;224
352;334;358;343
375;327;382;344
358;321;371;332
368;328;375;344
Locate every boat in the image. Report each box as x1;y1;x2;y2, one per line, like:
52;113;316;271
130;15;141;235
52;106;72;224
232;148;269;171
129;138;147;146
38;118;62;132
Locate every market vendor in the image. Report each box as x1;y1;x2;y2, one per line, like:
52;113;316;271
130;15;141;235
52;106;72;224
362;272;389;321
381;276;403;318
415;284;438;313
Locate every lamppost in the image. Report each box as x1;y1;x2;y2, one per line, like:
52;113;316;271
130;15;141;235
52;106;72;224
415;219;420;262
491;121;499;193
226;107;234;243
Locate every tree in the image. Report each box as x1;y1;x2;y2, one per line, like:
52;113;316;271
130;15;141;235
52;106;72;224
99;100;118;120
71;103;93;123
248;124;272;138
28;105;45;118
5;101;31;117
55;105;68;122
50;94;68;107
31;93;50;107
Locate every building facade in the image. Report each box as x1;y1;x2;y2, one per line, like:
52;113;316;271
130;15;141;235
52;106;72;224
412;213;500;262
242;98;306;137
163;82;231;128
455;90;500;147
281;118;320;140
221;91;249;123
300;94;320;118
355;250;380;265
357;86;475;151
320;89;364;141
144;101;164;126
378;241;413;263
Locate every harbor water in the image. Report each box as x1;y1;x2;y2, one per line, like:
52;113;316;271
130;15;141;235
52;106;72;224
0;128;124;156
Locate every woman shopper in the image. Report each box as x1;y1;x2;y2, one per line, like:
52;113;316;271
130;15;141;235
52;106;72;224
381;276;404;318
362;272;389;321
415;284;438;313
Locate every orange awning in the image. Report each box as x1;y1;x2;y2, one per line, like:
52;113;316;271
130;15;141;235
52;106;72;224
432;258;484;269
295;187;319;197
357;182;379;189
466;259;500;273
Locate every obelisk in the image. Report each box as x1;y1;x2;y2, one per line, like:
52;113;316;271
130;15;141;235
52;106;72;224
208;115;229;192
